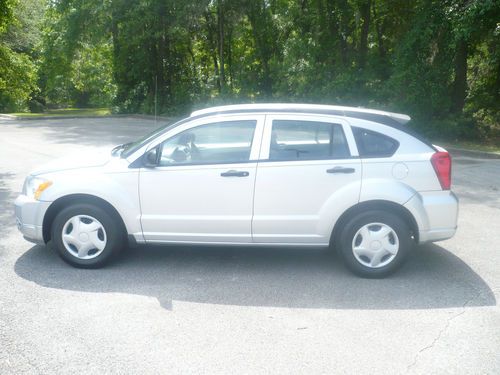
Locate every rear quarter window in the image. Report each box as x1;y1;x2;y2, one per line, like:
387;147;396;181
352;127;399;158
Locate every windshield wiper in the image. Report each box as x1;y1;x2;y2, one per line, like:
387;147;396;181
111;142;133;156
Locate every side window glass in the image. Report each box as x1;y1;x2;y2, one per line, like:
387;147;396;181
269;120;350;161
158;120;256;166
352;127;399;157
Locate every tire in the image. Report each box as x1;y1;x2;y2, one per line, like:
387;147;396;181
338;210;413;278
51;203;124;268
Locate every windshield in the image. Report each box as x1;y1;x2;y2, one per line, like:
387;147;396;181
120;117;186;158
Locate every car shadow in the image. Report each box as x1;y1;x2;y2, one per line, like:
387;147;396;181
14;242;495;310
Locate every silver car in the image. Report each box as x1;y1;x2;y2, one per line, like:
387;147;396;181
15;104;458;277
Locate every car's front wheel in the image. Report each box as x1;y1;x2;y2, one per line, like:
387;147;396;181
339;210;413;278
51;203;124;268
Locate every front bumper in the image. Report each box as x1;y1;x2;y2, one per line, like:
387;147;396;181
14;195;51;245
404;190;459;243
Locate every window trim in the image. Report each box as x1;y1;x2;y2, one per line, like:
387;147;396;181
151;159;259;169
259;114;357;162
352;126;400;158
129;114;265;168
157;120;258;167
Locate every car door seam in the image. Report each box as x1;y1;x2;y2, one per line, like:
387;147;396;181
251;115;267;243
137;167;146;242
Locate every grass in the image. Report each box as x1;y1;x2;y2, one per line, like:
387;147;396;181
9;107;112;118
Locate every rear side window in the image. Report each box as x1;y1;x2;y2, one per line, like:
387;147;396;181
269;120;350;161
352;127;399;158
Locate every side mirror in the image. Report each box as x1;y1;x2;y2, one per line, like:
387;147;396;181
143;148;159;168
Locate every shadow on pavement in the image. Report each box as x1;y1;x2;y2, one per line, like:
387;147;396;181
14;118;164;147
15;243;495;310
0;173;17;239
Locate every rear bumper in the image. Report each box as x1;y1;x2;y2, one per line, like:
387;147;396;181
404;190;459;244
14;195;51;245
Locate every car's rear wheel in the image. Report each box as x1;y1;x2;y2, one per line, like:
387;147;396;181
339;210;412;278
51;203;123;268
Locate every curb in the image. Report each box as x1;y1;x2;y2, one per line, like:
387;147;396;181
446;146;500;160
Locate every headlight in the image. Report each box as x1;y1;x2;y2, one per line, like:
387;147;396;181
23;176;53;200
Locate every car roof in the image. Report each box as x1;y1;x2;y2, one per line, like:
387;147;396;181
190;103;411;127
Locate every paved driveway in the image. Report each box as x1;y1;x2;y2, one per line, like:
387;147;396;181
1;117;499;374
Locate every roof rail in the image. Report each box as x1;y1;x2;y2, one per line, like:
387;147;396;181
190;103;411;125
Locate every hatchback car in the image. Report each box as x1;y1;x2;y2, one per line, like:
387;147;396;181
15;104;458;277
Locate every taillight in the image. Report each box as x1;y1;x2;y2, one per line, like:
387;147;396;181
431;151;451;190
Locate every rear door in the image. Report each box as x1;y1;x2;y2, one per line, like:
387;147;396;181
252;114;361;245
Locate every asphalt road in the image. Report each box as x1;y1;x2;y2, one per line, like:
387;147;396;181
1;117;499;374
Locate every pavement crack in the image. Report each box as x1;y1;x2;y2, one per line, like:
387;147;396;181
405;289;483;373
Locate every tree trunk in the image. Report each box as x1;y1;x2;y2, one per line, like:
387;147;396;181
217;0;225;92
372;0;389;79
155;2;171;112
204;11;221;93
110;8;121;86
247;1;273;98
452;37;468;114
372;0;385;61
358;0;371;69
227;26;234;90
324;0;338;66
494;56;500;102
337;0;351;66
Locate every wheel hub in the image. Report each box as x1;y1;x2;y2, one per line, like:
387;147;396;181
351;222;399;268
61;215;107;260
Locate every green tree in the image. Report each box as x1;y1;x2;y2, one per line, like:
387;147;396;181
39;0;116;108
0;0;16;33
0;0;40;112
5;0;498;141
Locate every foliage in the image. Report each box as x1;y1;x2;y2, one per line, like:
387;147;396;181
390;2;455;123
1;0;499;141
0;0;16;34
0;0;40;112
0;44;37;111
38;0;116;108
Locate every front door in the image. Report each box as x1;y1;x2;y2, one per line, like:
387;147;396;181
139;115;264;243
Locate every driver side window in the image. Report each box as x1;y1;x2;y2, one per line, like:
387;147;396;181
158;120;256;166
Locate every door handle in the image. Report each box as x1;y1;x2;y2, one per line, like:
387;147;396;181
326;167;355;174
221;170;249;177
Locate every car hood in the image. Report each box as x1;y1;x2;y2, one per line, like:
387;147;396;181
30;149;114;176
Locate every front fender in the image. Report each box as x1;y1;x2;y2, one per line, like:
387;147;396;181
40;170;141;238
